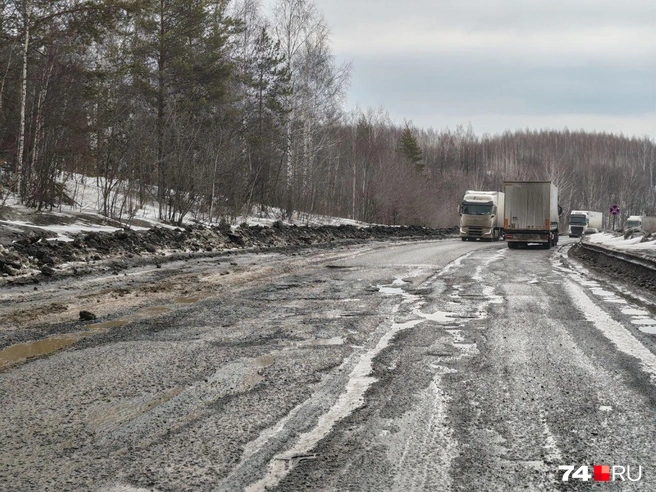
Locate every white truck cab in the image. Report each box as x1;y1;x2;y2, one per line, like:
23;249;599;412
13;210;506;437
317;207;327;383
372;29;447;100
568;210;602;237
625;215;643;230
458;190;505;241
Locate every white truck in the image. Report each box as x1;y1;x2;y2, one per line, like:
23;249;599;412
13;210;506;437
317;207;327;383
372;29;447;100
625;215;643;230
568;210;603;237
503;181;560;249
458;190;505;241
625;215;656;233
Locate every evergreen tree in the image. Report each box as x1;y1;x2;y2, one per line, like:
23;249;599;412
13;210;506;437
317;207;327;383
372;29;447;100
128;0;240;221
400;125;423;172
240;25;291;209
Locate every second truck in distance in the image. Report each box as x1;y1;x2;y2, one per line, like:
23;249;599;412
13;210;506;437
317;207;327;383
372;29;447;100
568;210;603;237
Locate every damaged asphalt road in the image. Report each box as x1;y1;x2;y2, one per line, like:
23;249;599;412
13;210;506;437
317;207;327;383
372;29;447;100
1;237;656;491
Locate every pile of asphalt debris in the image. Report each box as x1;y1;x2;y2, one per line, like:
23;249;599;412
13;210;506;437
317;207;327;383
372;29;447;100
0;221;457;285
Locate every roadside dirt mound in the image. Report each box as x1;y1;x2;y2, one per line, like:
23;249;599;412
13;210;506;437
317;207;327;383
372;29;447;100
0;222;457;285
569;242;656;293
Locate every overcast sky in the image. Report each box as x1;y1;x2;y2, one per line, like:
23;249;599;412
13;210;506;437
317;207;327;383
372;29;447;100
310;0;656;139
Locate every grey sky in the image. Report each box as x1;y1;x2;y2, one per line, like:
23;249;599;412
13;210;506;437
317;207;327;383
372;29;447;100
314;0;656;138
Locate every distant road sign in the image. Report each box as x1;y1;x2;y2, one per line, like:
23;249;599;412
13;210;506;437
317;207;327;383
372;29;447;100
609;204;620;216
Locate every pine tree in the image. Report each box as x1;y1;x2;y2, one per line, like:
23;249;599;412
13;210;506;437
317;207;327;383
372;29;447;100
128;0;240;221
399;125;423;173
240;26;291;209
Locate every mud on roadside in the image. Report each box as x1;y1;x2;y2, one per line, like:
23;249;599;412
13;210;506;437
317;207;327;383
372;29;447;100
0;221;458;287
568;242;656;295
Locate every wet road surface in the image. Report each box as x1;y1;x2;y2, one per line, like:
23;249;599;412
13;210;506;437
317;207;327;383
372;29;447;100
1;238;656;491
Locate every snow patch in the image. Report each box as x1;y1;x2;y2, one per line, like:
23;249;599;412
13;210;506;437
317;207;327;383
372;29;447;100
564;280;656;382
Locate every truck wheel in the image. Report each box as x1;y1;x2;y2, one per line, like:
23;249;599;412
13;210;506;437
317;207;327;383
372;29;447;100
508;242;518;249
461;237;467;241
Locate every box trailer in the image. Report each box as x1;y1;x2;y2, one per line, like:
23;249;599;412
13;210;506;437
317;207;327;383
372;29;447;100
503;181;560;249
641;216;656;234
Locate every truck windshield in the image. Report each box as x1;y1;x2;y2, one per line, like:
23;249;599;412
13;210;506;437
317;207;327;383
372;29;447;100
461;204;493;215
569;215;587;225
626;220;640;228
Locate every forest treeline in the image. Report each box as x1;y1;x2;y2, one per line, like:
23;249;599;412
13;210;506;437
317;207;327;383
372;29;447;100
1;0;655;229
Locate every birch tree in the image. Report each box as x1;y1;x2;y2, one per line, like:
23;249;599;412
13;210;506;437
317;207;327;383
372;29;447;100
1;0;130;202
271;0;349;217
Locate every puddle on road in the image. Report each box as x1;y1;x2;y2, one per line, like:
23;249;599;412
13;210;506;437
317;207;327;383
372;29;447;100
174;297;199;304
378;278;419;298
256;355;275;368
244;372;265;387
378;286;406;296
0;335;81;369
87;319;128;333
0;318;130;370
1;295;200;371
377;280;422;306
418;310;459;323
141;306;171;314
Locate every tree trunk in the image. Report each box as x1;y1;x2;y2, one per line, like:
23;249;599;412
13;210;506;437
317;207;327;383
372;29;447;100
17;3;30;200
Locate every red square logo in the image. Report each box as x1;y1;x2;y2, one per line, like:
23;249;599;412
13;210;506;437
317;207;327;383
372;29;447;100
594;465;610;481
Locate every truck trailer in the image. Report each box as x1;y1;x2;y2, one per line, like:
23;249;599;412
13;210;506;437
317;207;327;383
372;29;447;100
458;190;505;241
503;181;560;249
568;210;603;237
643;216;656;234
625;215;656;234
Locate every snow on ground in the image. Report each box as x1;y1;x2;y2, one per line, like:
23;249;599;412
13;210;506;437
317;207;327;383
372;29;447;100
2;174;652;251
582;232;656;253
0;219;140;243
234;209;376;229
0;174;377;243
